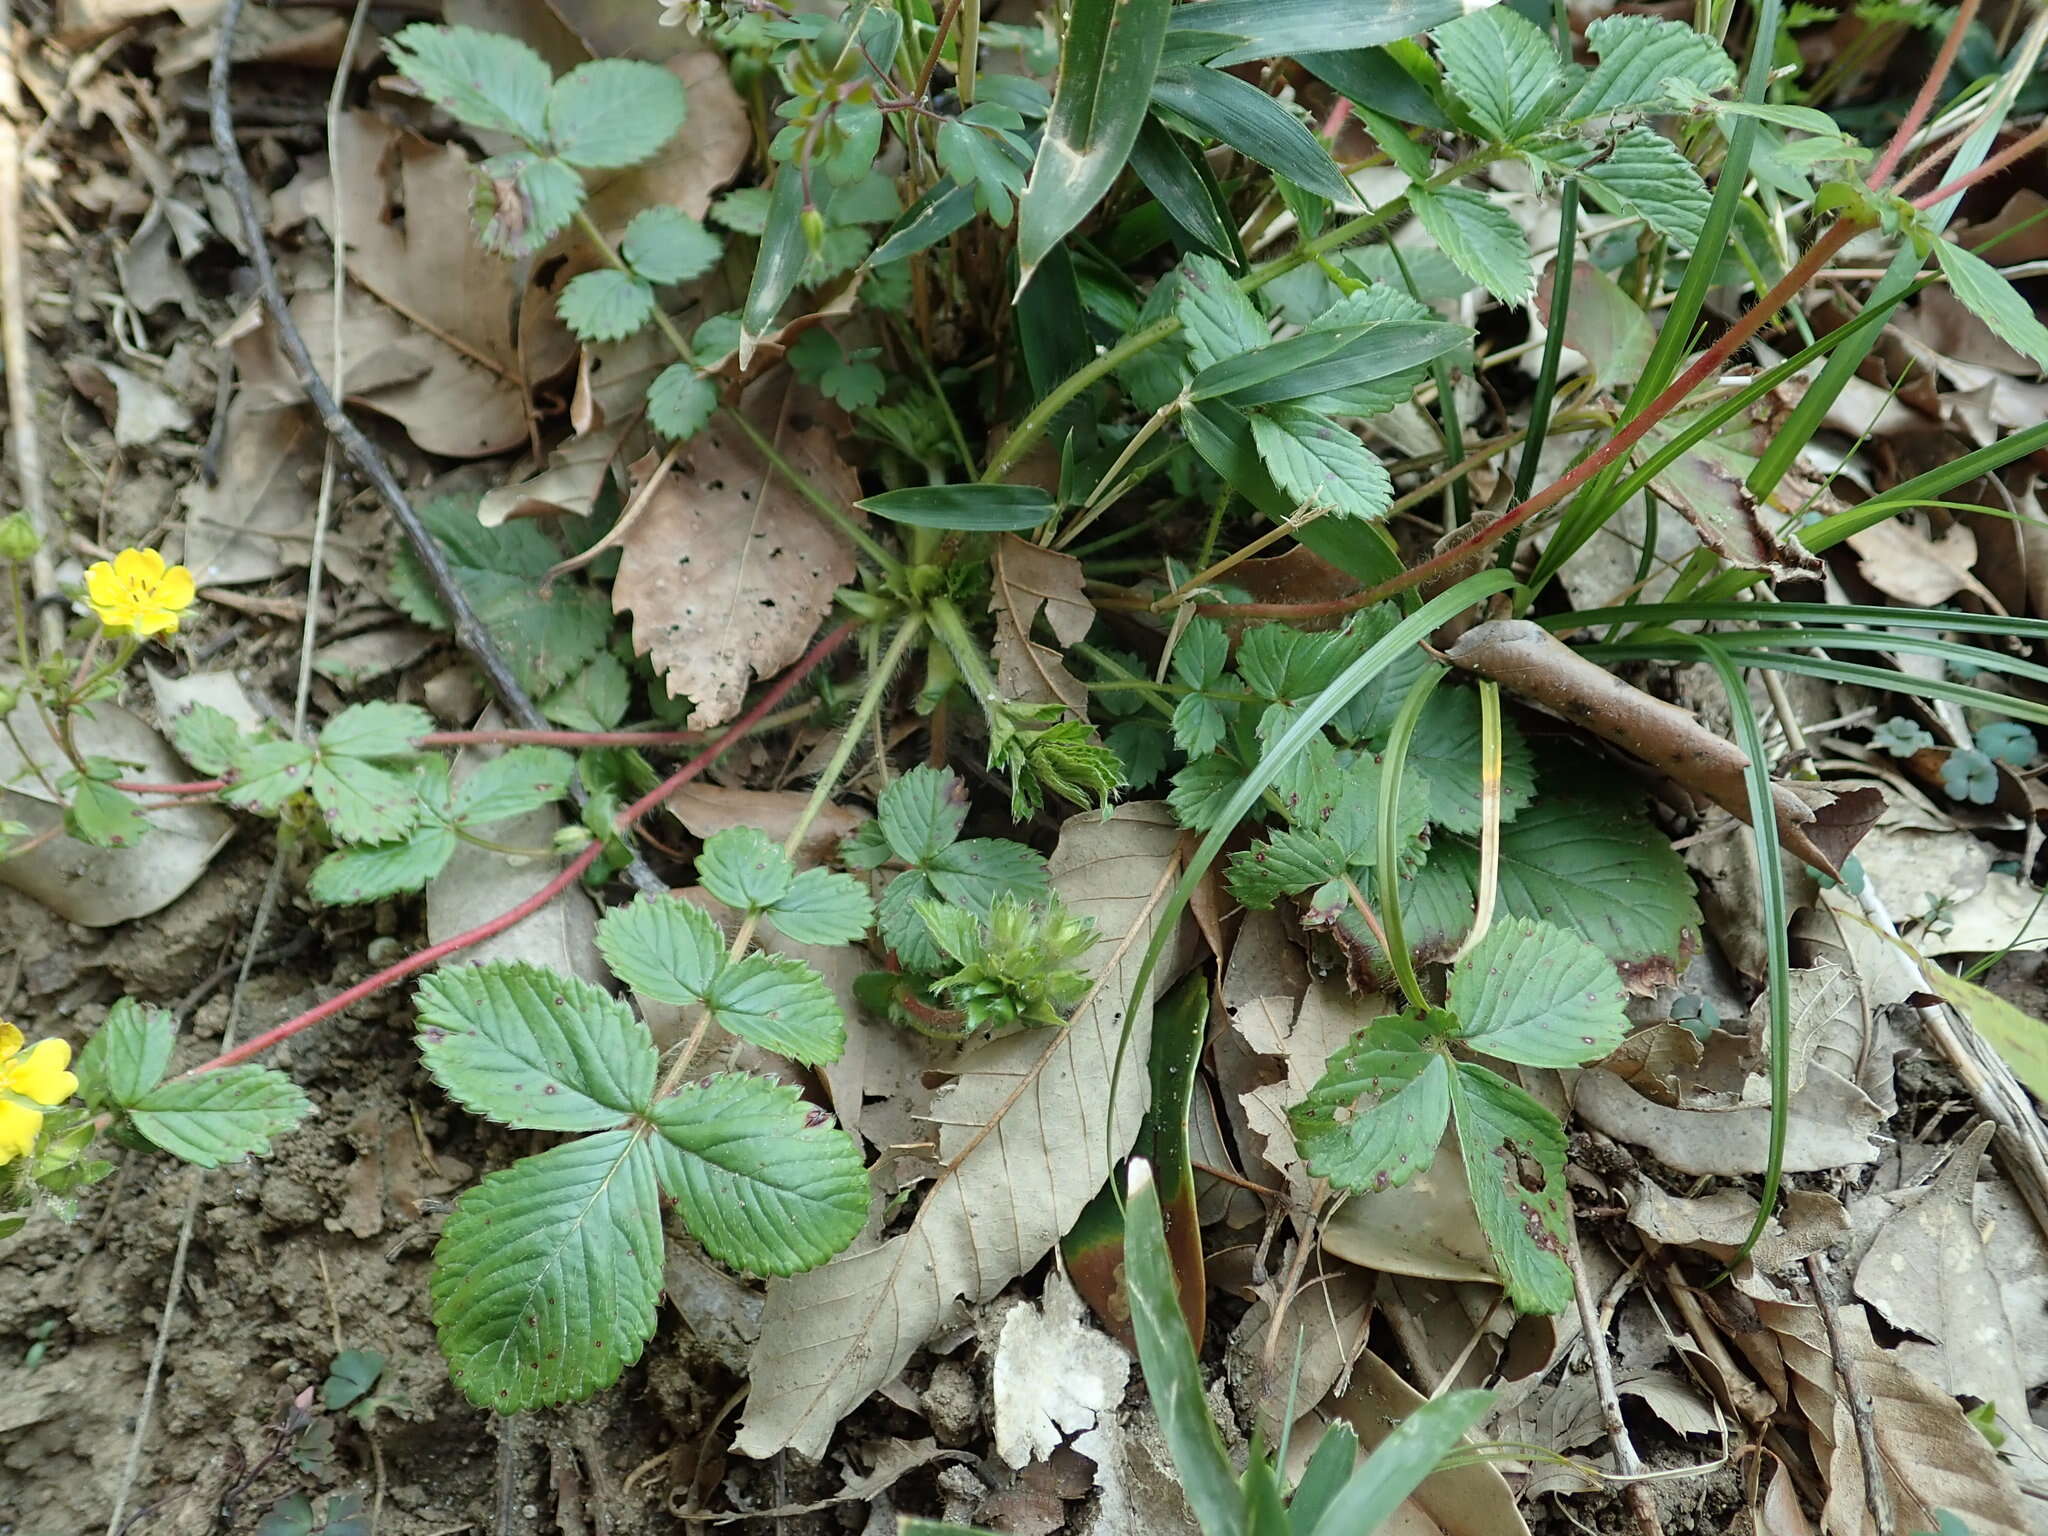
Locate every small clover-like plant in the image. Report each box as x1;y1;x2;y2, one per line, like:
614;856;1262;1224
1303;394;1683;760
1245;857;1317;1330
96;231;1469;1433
1872;715;1936;758
414;903;872;1410
1942;748;2000;806
1290;918;1631;1313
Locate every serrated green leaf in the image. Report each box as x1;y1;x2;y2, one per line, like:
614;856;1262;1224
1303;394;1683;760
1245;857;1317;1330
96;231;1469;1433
703;955;845;1065
927;838;1050;913
1578;126;1712;248
1410;184;1532;304
873;764;969;864
1250;406;1392;519
877;868;944;971
223;738;316;815
1937;239;2048;371
1151;65;1352;203
75;997;174;1108
390;495;611;694
767;868;874;946
1449;917;1628;1067
1292;1013;1451;1191
1236;623;1361;704
545;654;629;733
647;1073;868;1274
938;119;1027;226
622;205;722;284
415;961;655;1129
1167;753;1250;832
1175;253;1268;369
1406;685;1534;836
647;365;717;442
1325;843;1478;983
546;59;687;169
1446;1061;1570;1312
1571;15;1736;118
1119;274;1194;412
697;826;797;911
1171;616;1230;689
856;484;1053;531
432;1130;663;1411
129;1066;311;1168
1434;8;1564;142
66;778;145;849
1017;0;1175;278
557;269;656;343
386;23;551;143
308;820;457;905
311;757;418;845
1171;694;1234;757
1490;783;1699;979
473;152;585;257
451;746;575;827
596;893;727;1007
320;702;432;759
168;704;241;776
1226;827;1351;908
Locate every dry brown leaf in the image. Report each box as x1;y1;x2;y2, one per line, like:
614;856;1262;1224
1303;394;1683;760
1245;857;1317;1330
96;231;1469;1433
1846;517;1996;609
1635;426;1821;578
1227;1271;1375;1444
1628;1181;1847;1272
665;781;865;867
613;380;860;728
991;534;1093;715
677;1436;967;1522
1445;618;1881;878
1331;1350;1533;1536
1318;1140;1500;1287
179;396;322;587
736;805;1184;1458
66;357;192;447
299;113;577;457
1575;1064;1883;1176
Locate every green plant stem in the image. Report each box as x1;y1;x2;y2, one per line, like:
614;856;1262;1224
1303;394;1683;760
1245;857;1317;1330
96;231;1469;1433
568;209;898;575
1208;215;1866;623
1057;398;1182;549
660;615;924;1089
925;593;1004;718
979;155;1492;485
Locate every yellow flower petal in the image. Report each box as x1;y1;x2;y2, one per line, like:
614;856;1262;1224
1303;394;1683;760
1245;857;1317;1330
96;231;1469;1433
5;1038;76;1107
0;1022;21;1066
0;1101;39;1165
114;546;165;584
158;564;196;610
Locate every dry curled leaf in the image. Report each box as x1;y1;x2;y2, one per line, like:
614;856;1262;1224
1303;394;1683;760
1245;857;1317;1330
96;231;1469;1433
991;534;1094;715
612;379;861;728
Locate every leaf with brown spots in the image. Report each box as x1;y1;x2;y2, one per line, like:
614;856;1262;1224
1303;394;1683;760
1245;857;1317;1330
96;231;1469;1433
612;377;861;728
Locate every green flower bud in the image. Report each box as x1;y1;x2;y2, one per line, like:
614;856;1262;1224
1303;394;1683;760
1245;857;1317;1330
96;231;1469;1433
0;512;41;562
0;685;16;718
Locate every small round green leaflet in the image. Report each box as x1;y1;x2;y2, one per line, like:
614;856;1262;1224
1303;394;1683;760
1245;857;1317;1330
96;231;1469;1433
855;484;1055;532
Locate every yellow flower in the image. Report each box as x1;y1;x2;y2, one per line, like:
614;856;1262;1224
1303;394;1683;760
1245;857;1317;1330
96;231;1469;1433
83;547;197;636
0;1023;77;1165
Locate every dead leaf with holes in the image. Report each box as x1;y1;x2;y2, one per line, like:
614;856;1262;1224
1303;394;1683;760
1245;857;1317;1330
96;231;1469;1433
991;534;1093;714
286;111;577;457
612;377;861;728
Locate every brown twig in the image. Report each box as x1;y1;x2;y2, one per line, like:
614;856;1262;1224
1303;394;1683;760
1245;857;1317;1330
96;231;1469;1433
1571;1246;1665;1536
203;0;663;895
1804;1253;1895;1536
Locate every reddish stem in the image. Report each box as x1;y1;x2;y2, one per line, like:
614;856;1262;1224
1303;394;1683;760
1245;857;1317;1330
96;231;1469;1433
416;727;722;749
113;777;228;795
1204;218;1863;623
1913;115;2048;208
1866;0;1982;187
180;621;859;1078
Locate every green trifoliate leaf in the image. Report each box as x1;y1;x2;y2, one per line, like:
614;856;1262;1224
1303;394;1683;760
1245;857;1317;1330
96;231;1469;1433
1236;623;1363;705
1171;693;1234;758
432;1131;664;1411
1175;252;1268;368
1571;15;1736;118
1936;239;2048;371
66;778;144;850
167;703;241;776
386;23;552;144
927;838;1050;913
414;961;656;1129
450;746;575;827
1291;1013;1452;1191
622;205;723;285
1434;8;1566;142
698;826;797;912
703;955;846;1065
596;893;727;1006
308;820;457;905
545;59;687;169
1171;616;1230;689
1447;1061;1571;1312
1410;184;1533;304
1448;917;1628;1067
74;997;174;1108
874;764;970;863
1166;753;1249;832
647;1074;869;1275
877;869;945;971
473;152;585;257
127;1066;311;1168
320;702;432;758
311;757;419;844
557;269;656;343
937;117;1028;226
1226;827;1352;909
765;868;874;947
545;653;630;733
647;365;717;442
1576;127;1712;248
1250;406;1392;519
1406;686;1535;836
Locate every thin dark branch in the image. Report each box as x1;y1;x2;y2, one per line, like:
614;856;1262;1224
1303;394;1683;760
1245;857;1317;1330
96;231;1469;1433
205;0;666;892
1805;1252;1895;1536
